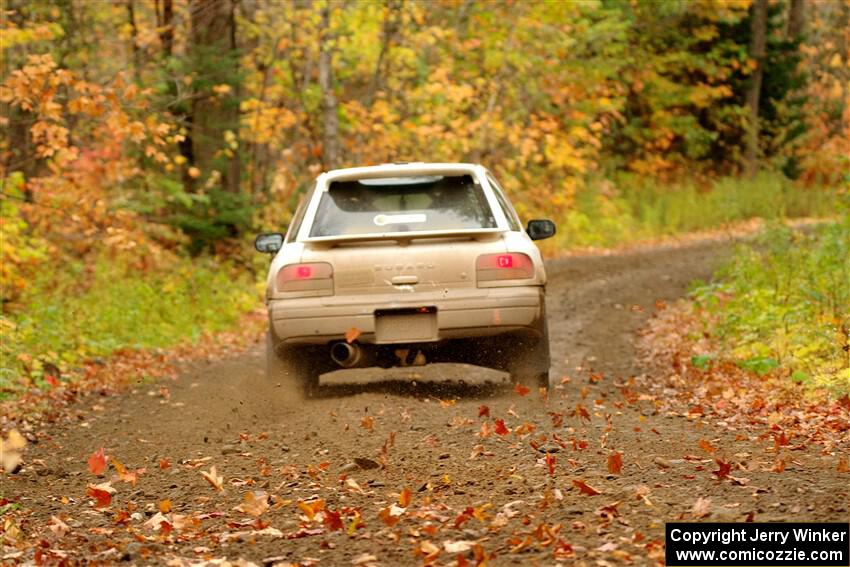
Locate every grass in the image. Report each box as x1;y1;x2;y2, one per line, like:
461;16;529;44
539;171;840;252
690;210;850;395
0;253;258;399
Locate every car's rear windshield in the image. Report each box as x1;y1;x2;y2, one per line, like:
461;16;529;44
308;174;497;237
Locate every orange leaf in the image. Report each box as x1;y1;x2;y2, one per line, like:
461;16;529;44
573;404;591;422
607;451;623;475
478;421;491;438
158;499;172;513
298;499;324;520
361;416;374;431
159;458;171;470
478;405;490;417
345;327;361;344
87;447;107;476
546;452;555;476
699;439;717;454
572;479;600;496
494;419;510;436
399;487;412;507
514;383;530;397
378;506;401;527
837;457;849;473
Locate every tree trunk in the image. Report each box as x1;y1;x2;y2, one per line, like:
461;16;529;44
839;0;849;136
318;3;339;170
126;0;141;82
160;0;174;57
189;0;241;193
787;0;805;40
745;0;768;177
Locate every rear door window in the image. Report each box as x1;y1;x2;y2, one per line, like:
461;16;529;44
309;174;497;237
486;173;522;231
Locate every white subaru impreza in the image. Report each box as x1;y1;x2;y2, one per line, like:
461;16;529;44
255;162;556;396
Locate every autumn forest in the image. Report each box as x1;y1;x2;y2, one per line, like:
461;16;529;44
1;1;849;564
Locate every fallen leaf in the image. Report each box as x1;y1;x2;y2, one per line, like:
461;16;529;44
201;466;224;492
572;479;601;496
143;512;171;532
478;405;490;417
323;508;344;531
514;383;530;397
399;487;412;507
352;553;378;565
494;419;510;435
607;451;623;475
573;404;591;422
837;457;849;473
378;504;405;527
86;482;115;508
48;516;70;538
546;452;556;476
713;459;732;480
444;540;475;553
345;327;361;343
87;448;107;476
235;491;269;517
691;497;712;518
361;416;374;431
0;429;26;473
699;439;717;454
297;499;324;520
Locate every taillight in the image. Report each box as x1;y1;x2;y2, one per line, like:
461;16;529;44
476;253;534;283
276;262;333;295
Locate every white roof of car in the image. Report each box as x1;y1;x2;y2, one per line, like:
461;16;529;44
321;162;483;183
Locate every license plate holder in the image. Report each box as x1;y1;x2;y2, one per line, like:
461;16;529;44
374;307;437;344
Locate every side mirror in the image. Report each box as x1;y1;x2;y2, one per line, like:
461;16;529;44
526;219;556;241
255;233;284;254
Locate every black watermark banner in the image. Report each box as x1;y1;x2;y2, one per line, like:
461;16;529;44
666;523;849;566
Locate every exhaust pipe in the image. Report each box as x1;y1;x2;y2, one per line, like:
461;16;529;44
331;342;364;368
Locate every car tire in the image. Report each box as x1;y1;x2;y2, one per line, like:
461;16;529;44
507;320;551;390
266;333;322;397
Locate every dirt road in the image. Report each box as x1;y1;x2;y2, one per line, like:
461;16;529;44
8;239;849;565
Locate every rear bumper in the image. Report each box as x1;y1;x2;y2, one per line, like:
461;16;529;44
268;286;544;346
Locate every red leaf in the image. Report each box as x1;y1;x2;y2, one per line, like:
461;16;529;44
323;509;344;531
494;419;510;436
87;447;107;476
713;459;732;480
572;479;601;496
545;452;555;476
86;486;113;508
607;452;623;475
478;405;490;418
514;383;530;397
453;507;474;528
